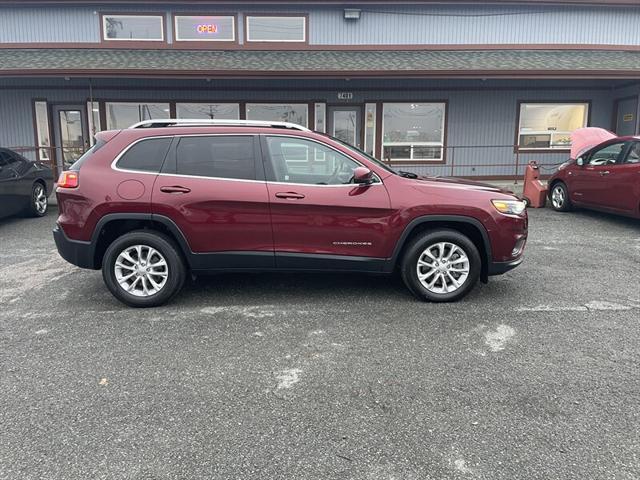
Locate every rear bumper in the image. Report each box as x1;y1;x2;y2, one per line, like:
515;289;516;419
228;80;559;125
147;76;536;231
52;224;97;269
488;255;524;276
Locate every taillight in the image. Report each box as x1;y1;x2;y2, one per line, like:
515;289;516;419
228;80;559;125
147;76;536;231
58;171;79;189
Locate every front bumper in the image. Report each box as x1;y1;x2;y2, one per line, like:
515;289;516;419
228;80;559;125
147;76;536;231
488;255;524;276
52;224;97;269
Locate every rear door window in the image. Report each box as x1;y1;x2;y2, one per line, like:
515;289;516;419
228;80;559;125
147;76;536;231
176;135;257;180
116;137;172;172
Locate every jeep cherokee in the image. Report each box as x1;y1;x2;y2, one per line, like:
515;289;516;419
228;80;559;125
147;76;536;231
53;119;527;307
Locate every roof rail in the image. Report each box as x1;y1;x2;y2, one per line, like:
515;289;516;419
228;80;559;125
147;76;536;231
128;119;311;132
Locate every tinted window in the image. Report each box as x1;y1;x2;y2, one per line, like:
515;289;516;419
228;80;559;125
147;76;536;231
70;138;106;171
2;150;22;166
117;137;172;172
176;136;256;180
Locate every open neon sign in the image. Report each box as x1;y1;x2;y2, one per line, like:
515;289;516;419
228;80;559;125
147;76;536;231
197;24;218;34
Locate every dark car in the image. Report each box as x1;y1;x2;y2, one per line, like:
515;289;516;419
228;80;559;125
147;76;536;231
548;135;640;218
0;148;54;220
53;119;527;307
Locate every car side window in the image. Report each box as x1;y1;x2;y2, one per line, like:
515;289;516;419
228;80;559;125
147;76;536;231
176;135;256;180
265;136;361;185
587;142;626;166
623;142;640;164
116;137;172;172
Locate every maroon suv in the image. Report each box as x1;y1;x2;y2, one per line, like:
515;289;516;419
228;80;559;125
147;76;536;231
53;120;527;307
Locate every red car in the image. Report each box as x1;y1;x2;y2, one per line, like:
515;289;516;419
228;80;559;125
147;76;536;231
548;135;640;217
53;120;527;307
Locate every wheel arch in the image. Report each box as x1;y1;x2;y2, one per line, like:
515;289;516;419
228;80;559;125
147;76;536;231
91;213;192;270
389;215;492;282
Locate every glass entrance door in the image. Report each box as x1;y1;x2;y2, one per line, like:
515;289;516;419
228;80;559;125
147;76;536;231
53;105;89;172
327;106;362;149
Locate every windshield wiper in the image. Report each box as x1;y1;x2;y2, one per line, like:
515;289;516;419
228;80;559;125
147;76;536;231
397;170;418;179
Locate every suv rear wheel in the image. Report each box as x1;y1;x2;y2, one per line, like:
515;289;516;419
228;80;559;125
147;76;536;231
401;229;481;302
102;230;186;308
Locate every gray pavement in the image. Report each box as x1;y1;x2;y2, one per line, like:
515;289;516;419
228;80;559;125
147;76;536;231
1;206;639;479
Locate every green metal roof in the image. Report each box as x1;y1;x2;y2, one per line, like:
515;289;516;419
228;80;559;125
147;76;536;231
0;48;639;78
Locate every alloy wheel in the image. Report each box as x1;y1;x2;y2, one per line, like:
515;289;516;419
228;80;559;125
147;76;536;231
551;185;565;209
34;184;47;214
416;241;470;294
114;245;169;297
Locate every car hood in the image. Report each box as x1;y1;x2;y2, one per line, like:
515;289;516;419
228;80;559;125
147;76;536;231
410;175;515;195
570;127;616;159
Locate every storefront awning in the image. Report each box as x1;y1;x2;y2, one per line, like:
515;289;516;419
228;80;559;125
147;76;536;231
1;48;640;79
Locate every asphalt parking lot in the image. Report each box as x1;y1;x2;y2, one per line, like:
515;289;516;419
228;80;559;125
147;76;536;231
1;206;639;480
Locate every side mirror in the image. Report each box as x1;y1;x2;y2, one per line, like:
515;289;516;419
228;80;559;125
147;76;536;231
353;166;374;185
576;157;584;166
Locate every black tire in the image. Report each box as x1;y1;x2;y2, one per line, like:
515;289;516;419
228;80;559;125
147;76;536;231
102;230;186;308
400;229;482;302
26;182;48;217
549;181;572;212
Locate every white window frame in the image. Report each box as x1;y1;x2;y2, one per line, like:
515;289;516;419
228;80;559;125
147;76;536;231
102;14;165;42
382;102;446;162
174;15;236;42
517;102;589;151
34;101;51;162
314;102;326;133
245;16;306;43
364;103;377;156
86;101;101;146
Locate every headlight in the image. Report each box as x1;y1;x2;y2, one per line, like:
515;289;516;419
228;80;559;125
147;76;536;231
491;199;526;215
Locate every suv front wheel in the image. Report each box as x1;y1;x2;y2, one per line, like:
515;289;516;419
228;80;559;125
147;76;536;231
401;229;481;302
102;231;186;308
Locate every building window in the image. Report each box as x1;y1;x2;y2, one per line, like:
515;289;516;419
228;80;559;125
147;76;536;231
246;16;306;43
382;103;446;162
364;103;377;156
176;103;240;120
102;14;164;41
105;102;170;130
314;103;326;133
87;101;101;145
174;15;235;42
518;102;589;150
246;103;309;127
34;101;51;162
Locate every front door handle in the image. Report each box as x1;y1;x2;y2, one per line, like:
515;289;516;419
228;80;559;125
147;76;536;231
275;192;305;200
160;185;191;194
599;171;610;176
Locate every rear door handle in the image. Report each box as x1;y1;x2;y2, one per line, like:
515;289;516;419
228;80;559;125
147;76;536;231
599;171;610;176
160;185;191;194
275;192;305;199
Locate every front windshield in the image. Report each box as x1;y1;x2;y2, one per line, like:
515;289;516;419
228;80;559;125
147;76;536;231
324;134;396;175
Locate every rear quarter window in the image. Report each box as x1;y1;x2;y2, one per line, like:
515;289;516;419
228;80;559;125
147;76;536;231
116;137;172;172
70;139;106;171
